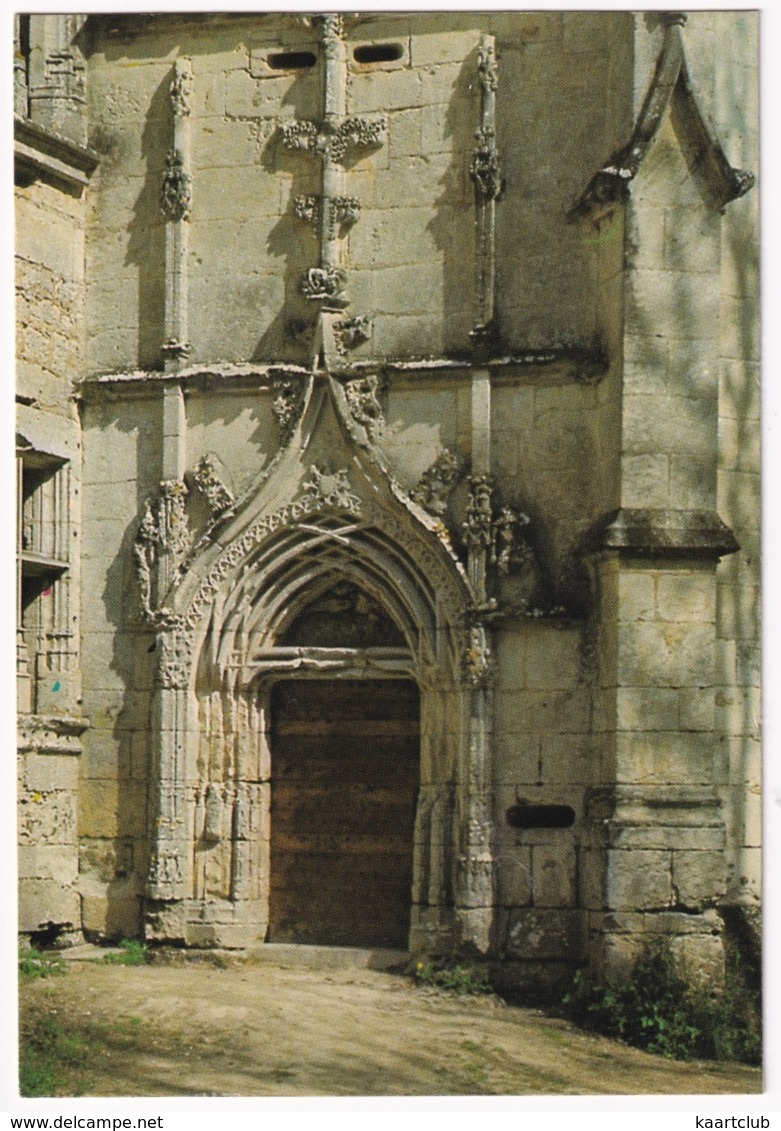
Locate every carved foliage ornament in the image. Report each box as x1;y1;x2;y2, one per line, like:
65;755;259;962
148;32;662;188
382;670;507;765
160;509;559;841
134;480;190;617
169;67;193;116
272;376;305;436
463;625;493;689
343;374;384;440
300;265;347;300
160;149;192;221
334;314;372;353
192;455;234;516
301;464;362;514
477;39;498;93
280;116;387;164
294;194;362;233
471;128;503;201
412;450;460;517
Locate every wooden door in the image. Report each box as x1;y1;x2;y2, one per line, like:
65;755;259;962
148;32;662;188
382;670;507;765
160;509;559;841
269;679;420;948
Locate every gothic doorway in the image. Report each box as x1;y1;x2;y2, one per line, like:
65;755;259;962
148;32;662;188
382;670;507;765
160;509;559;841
268;678;420;948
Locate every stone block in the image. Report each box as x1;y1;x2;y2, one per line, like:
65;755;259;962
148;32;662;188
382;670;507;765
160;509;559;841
669;933;725;986
716;581;760;643
616;570;655;622
668;454;715;510
617;620;716;687
663;207;720;273
19;880;80;934
672;849;726;908
495;845;533;907
491;732;541;783
623;392;717;459
81;895;143;941
374;153;455;209
532;844;575;908
23;753;79;793
655;570;715;625
736;642;760;688
625;203;666;271
18;845;78;887
18;790;77;846
616;687;678;731
503;908;583;960
539;735;591;785
191;118;257;171
678;687;715;731
605;848;671;910
388;107;423;158
607;823;724;852
523;625;582;690
409;27;478;67
614;730;715;784
78;780;148;839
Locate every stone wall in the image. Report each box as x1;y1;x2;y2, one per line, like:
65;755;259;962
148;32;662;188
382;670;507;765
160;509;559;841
84;12;624;373
18;12;759;974
16;72;93;940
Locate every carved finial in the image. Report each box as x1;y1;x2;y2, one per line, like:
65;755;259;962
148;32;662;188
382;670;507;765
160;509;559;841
477;36;498;93
170;62;193;116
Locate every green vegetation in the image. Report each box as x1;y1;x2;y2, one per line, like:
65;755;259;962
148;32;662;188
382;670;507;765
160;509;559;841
18;947;66;980
19;1012;91;1097
100;939;148;966
414;961;493;995
563;940;761;1065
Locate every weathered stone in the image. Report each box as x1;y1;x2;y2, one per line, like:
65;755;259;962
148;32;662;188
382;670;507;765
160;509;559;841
15;11;759;982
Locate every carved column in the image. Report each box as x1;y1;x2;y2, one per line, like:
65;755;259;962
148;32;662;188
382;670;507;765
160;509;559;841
161;58;193;370
282;14;386;315
470;34;502;356
464;474;494;607
455;627;495;954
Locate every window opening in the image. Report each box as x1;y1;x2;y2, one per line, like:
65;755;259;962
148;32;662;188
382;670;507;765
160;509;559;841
267;50;317;71
506;803;576;830
353;43;404;65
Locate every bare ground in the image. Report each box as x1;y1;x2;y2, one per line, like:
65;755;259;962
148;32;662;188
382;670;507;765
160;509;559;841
19;953;762;1097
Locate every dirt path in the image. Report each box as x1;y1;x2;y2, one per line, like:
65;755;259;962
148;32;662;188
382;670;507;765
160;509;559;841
19;955;761;1097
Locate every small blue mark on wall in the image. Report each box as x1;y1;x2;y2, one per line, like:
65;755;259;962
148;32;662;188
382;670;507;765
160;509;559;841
52;681;61;692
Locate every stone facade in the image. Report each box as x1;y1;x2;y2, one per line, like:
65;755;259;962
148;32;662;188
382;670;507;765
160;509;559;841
16;12;759;988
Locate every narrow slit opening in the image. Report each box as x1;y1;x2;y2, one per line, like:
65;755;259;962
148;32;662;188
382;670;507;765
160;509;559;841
505;804;576;830
353;43;404;65
267;50;317;71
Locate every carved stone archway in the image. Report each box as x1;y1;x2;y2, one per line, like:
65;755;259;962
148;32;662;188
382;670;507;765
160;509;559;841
141;370;496;955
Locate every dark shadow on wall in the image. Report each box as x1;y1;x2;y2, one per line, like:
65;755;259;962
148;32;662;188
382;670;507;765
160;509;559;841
120;72;171;370
253;68;324;365
427;46;481;358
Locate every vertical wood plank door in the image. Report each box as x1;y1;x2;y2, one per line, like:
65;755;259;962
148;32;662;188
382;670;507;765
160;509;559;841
269;679;420;948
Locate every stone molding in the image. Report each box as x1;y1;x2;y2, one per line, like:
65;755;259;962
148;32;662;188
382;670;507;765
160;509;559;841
595;508;739;559
17;713;89;756
14;113;98;194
